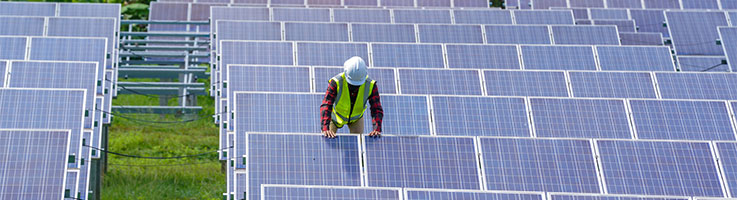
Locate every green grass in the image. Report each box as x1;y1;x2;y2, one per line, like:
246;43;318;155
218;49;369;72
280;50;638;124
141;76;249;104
102;91;223;200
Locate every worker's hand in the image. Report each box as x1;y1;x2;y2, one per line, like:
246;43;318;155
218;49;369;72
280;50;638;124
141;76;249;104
368;130;381;137
322;130;336;138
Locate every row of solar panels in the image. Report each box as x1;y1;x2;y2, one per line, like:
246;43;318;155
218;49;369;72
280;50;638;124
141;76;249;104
0;89;92;200
157;0;490;7
226;132;737;199
510;0;737;10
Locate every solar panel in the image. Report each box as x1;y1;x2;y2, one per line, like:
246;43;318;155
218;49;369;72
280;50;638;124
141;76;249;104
593;20;636;32
234;172;246;199
656;72;737;100
453;10;513;24
210;7;270;31
234;93;322;138
719;27;737;72
356;95;431;135
619;32;664;46
432;96;529;137
102;70;113;124
307;0;340;6
550;7;588;20
351;24;416;43
484;25;552;44
297;42;368;66
57;3;121;20
273;8;330;22
530;0;566;9
532;98;631;138
46;17;117;66
393;9;451;24
148;2;188;31
219;41;293;85
92;97;103;158
643;0;681;8
551;25;620;45
216;21;281;41
677;56;730;72
454;0;489;7
312;66;397;94
418;24;483;43
0;2;55;16
569;71;657;98
597;140;723;197
364;135;480;189
630;99;734;140
716;142;737;197
285;22;349;41
380;0;413;7
417;0;451;7
629;9;669;37
0;88;85;169
513;10;574;25
587;8;627;20
606;0;644;8
682;0;719;9
262;185;402;199
576;19;593;25
665;11;728;55
0;16;44;36
484;70;568;97
569;0;604;8
0;61;5;85
723;1;737;9
480;137;600;193
549;194;690;200
0;36;27;60
596;46;675;71
7;61;98;129
66;171;78;200
344;0;378;6
371;43;444;68
227;65;311;93
406;189;544;200
446;44;520;69
29;37;107;95
398;69;482;95
332;9;391;23
0;129;70;200
520;45;597;70
243;133;361;200
272;0;306;5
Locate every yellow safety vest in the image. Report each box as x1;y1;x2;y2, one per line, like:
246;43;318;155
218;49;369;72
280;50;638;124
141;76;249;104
331;73;375;127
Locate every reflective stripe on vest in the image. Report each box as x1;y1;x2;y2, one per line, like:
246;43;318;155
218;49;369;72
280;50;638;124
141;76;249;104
330;73;375;127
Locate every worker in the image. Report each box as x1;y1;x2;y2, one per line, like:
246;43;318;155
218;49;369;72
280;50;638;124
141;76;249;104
320;56;383;138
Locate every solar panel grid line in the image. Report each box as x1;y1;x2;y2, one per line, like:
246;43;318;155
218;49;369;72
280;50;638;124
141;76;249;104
566;70;659;98
260;184;404;200
482;69;569;97
529;97;633;139
519;44;598;70
627;98;736;141
713;141;736;198
588;139;609;194
562;70;574;97
546;192;693;199
403;188;546;199
727;102;737;141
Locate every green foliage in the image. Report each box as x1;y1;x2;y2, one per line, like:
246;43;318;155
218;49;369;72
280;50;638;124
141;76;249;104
121;3;149;20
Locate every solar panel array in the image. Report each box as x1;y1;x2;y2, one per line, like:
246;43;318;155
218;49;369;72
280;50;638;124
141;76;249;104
197;1;737;199
0;2;119;200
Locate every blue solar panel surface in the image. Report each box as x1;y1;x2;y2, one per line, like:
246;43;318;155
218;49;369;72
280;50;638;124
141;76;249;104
719;27;737;72
484;25;552;44
569;0;604;8
666;11;728;55
530;98;631;139
29;37;106;95
484;70;568;97
677;56;730;72
351;24;416;43
723;1;737;9
453;0;488;7
569;71;656;98
629;9;669;37
0;2;55;16
596;46;674;71
406;190;543;200
360;95;431;135
0;89;85;169
312;67;397;94
227;65;310;94
593;20;636;32
371;44;444;68
682;0;719;9
297;42;368;66
607;0;643;8
418;25;483;44
432;96;529;137
210;7;269;25
0;37;27;60
481;138;600;193
398;69;482;95
531;0;566;9
0;16;44;36
333;9;391;23
0;61;5;85
393;9;451;24
549;194;689;200
234;93;322;138
380;0;413;7
513;10;574;25
598;140;723;197
220;41;293;86
589;8;629;20
716;142;737;197
216;21;281;41
446;45;520;69
8;61;98;129
551;25;620;45
656;73;737;100
0;129;69;200
521;45;597;70
285;23;349;42
619;32;664;46
273;8;331;22
364;136;480;189
629;100;734;141
246;133;361;200
344;0;377;6
453;10;513;24
643;0;681;8
47;17;116;58
416;0;450;7
262;186;401;200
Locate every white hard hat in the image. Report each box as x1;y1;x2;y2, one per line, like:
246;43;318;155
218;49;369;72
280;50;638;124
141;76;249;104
343;56;368;86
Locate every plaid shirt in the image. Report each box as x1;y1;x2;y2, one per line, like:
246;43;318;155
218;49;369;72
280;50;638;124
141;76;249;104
320;79;383;132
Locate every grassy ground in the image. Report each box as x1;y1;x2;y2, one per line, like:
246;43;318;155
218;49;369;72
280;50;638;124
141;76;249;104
101;79;223;200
